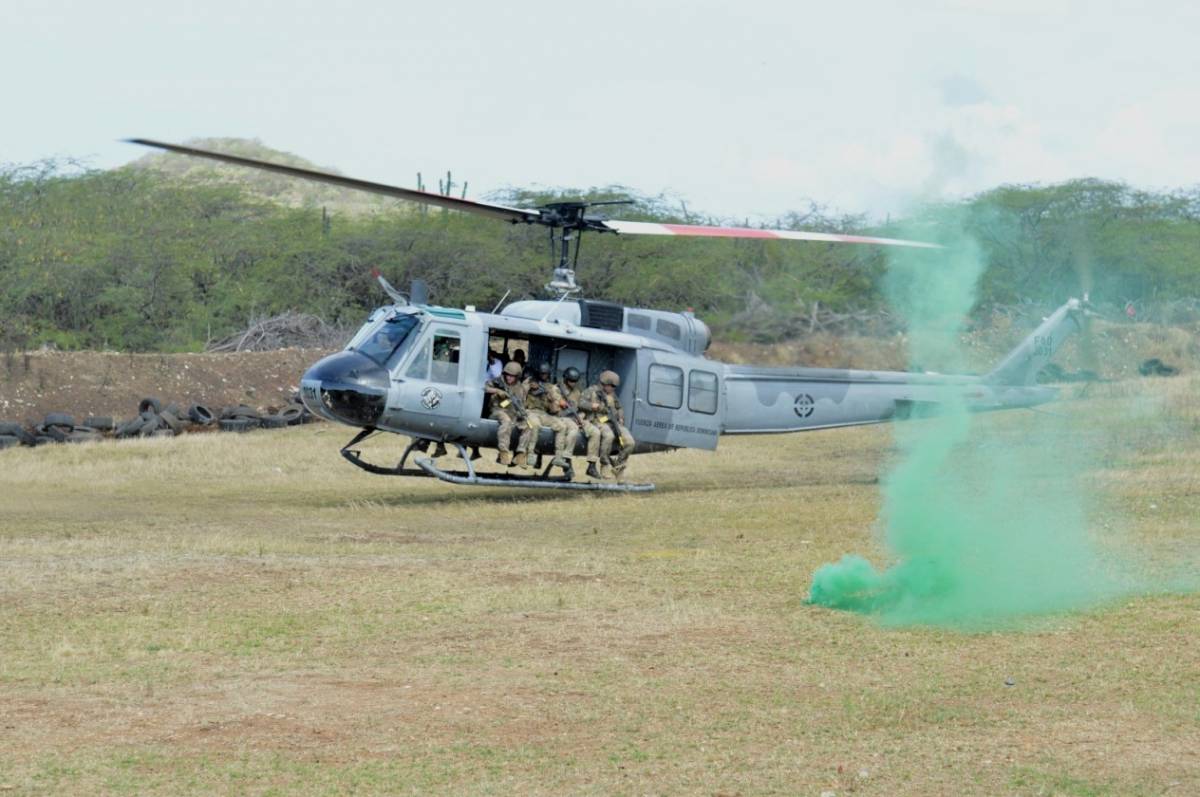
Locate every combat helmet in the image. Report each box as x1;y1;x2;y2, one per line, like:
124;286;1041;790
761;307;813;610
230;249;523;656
502;361;523;377
599;370;620;387
562;366;581;383
537;361;552;378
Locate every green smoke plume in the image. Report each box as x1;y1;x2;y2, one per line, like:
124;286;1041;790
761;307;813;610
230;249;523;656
807;211;1131;628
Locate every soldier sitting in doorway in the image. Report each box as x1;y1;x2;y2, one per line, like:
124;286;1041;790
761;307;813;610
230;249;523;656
523;362;577;474
557;366;603;480
484;361;537;468
580;370;635;479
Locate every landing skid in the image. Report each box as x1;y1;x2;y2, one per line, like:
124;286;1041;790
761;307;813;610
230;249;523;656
340;430;655;493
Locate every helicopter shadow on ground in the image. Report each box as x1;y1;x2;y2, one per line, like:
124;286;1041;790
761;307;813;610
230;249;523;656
302;486;608;510
301;468;882;510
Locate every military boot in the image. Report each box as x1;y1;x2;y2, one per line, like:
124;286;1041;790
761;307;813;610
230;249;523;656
497;450;513;466
601;464;615;479
586;461;602;479
511;452;528;468
550;456;569;469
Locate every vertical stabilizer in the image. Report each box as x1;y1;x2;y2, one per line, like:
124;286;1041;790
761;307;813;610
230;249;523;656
985;299;1084;386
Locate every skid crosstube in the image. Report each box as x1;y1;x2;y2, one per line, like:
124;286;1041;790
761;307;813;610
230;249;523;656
340;430;655;493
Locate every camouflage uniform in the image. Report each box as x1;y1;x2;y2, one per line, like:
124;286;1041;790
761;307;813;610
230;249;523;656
581;380;635;476
485;375;537;459
558;379;602;464
523;377;577;463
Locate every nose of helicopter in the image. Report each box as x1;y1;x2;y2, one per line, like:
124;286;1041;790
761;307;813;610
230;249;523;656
299;351;390;427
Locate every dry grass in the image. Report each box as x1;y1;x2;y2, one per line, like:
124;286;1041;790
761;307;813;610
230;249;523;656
1;376;1197;796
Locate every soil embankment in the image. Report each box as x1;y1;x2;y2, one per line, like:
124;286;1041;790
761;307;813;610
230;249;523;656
0;348;333;424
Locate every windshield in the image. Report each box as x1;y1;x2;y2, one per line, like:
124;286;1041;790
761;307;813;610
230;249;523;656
352;313;420;367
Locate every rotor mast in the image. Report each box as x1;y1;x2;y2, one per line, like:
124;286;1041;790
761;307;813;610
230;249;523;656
535;200;632;296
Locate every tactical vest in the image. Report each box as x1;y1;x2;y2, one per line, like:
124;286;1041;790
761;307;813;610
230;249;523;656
523;379;554;413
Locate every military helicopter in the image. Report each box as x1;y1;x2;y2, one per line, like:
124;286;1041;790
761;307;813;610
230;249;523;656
129;139;1087;493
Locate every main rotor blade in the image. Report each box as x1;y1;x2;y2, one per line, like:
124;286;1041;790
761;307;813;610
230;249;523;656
125;138;542;224
601;220;941;249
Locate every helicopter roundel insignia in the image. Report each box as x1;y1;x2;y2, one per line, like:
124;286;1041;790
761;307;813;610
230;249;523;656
793;393;815;418
420;386;443;410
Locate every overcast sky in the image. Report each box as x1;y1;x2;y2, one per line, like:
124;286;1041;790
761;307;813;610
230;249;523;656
6;0;1199;222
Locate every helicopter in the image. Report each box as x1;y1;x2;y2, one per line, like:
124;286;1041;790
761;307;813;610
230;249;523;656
129;139;1088;493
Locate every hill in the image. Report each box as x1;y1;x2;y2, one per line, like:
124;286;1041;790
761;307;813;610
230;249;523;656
123;137;401;216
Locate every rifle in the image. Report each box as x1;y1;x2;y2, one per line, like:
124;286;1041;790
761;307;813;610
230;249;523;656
488;380;527;420
559;400;584;428
593;396;625;448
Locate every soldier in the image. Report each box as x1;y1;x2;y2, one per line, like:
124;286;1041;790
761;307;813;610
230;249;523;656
484;361;538;468
581;370;635;479
523;362;577;473
511;348;528;378
557;366;604;479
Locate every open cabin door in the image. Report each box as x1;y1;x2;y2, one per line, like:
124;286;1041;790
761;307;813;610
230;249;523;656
631;350;721;451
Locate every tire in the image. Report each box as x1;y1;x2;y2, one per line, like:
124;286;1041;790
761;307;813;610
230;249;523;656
278;405;304;425
138;397;162;415
163;402;182;418
219;418;253;433
231;405;260;420
35;424;68;443
159;411;183;433
115;417;143;438
260;414;288;429
44;412;75;429
0;422;34;445
0;435;20;450
151;428;175;438
188;404;215;425
66;429;103;444
84;416;115;431
33;435;57;446
139;417;162;436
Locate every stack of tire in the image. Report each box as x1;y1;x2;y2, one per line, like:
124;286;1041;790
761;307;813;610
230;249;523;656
0;413;111;448
217;395;312;433
1;394;317;451
113;397;215;439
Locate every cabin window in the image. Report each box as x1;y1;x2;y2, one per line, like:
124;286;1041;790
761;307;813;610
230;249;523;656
648;364;684;408
627;313;651;331
430;332;461;384
688;370;719;414
656;319;682;340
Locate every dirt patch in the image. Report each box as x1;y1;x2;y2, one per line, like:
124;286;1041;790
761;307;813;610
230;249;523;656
0;348;334;423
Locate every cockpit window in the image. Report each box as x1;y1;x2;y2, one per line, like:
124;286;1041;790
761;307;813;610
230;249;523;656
353;313;420;367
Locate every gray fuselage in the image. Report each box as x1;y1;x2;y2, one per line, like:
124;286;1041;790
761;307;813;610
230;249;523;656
299;298;1075;456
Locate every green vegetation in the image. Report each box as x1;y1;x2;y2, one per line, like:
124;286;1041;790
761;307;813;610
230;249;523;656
3;145;1199;351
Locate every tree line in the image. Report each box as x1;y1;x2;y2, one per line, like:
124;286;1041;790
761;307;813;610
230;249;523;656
2;159;1198;351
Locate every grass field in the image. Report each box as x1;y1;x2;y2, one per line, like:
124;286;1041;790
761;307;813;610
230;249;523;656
1;376;1197;796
